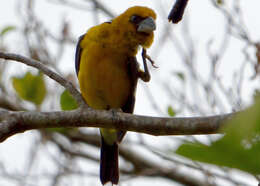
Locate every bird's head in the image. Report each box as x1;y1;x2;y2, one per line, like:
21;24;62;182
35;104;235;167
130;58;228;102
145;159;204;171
112;6;156;49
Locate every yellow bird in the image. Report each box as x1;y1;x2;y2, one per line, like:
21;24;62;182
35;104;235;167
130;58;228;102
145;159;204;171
75;6;156;185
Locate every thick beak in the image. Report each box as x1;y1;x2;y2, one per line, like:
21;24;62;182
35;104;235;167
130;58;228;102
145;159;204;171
137;17;156;34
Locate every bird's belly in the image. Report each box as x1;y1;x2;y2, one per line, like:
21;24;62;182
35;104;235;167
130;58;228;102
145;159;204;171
79;55;131;110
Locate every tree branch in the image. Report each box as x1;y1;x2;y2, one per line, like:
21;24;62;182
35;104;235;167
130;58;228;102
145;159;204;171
0;108;233;142
0;96;25;111
0;51;233;143
119;145;207;186
59;131;214;186
168;0;189;23
0;52;85;107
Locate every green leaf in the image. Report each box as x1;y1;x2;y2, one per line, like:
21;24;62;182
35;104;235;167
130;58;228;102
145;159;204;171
60;90;78;110
217;0;223;5
167;106;176;117
253;89;260;102
45;128;69;133
12;71;46;105
0;26;16;37
176;99;260;174
175;72;185;81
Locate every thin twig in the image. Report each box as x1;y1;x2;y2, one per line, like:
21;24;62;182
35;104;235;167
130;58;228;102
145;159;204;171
0;52;85;107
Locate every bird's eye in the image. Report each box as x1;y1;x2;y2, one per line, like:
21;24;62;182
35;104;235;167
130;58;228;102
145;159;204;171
130;15;142;24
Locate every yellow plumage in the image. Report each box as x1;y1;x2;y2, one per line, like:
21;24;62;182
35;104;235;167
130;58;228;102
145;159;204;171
75;6;156;185
78;41;132;110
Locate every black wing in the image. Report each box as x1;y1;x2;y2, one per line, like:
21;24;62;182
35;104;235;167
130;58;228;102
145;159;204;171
75;34;85;77
117;56;139;142
122;56;139;114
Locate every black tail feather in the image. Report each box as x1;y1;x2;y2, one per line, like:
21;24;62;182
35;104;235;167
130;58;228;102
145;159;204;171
100;137;119;185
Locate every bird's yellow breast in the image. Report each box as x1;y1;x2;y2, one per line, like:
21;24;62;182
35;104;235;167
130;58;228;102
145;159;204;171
78;40;131;110
77;6;156;110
